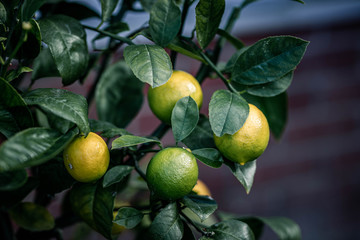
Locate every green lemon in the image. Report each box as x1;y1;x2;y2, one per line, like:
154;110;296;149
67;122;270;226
146;147;199;200
214;104;270;165
63;132;110;183
147;70;203;124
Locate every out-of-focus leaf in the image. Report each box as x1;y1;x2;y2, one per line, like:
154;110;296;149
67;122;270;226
140;0;157;12
195;0;225;49
149;0;181;47
39;15;89;85
100;0;120;25
5;66;32;82
31;47;60;82
21;0;46;21
217;29;244;49
0;169;27;191
114;207;144;229
0;127;78;172
40;2;100;20
112;135;162;150
95;61;144;128
24;88;89;136
103;165;133;188
93;22;129;42
124;44;172;88
89;119;130;138
172;96;199;143
209;90;249;137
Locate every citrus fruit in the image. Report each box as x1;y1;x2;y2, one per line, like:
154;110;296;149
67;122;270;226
192;179;211;197
147;70;203;123
214;104;270;165
146;147;199;200
63;132;110;182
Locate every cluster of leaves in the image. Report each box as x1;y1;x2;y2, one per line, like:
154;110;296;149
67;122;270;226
0;0;308;240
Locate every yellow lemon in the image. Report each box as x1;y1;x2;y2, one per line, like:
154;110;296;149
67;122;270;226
146;147;199;200
192;179;211;197
214;104;270;165
147;70;203;124
63;132;110;182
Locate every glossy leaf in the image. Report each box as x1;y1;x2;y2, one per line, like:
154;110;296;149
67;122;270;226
209;90;249;137
100;0;119;24
9;202;55;231
31;47;60;82
112;135;162;150
172;96;199;143
195;0;225;49
89;119;130;138
0;127;78;172
232;36;309;85
114;207;144;229
39;15;89;85
70;182;115;239
103;165;134;188
149;202;184;240
0;108;21;138
235;71;293;97
192;148;223;168
0;169;27;191
124;44;172;88
239;216;301;240
182;195;217;222
206;219;255;240
0;78;33;134
21;0;46;21
38;157;75;194
149;0;181;47
243;93;287;139
225;160;257;194
40;2;100;20
0;177;39;208
24;88;90;136
182;114;216;150
96;61;144;128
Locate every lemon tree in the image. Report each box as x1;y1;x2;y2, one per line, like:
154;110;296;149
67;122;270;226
0;0;308;240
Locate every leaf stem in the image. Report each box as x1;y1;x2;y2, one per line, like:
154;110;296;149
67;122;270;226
83;25;135;46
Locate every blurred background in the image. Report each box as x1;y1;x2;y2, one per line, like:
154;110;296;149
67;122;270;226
29;0;360;239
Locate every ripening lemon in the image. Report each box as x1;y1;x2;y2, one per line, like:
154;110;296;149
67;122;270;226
146;147;199;200
192;179;211;197
147;70;203;124
63;132;110;182
214;104;270;165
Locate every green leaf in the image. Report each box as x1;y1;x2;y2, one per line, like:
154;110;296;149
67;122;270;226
24;88;90;136
149;0;181;47
39;15;89;85
209;90;249;137
0;177;39;208
149;202;184;240
93;22;129;42
239;216;301;240
89;119;130;138
103;165;134;188
206;219;255;240
182;195;217;222
0;78;33;135
5;66;32;82
236;71;293;97
43;109;75;134
70;182;115;239
243;93;287;139
114;207;144;229
224;160;256;194
0;2;6;24
182;114;216;150
112;135;162;150
9;202;55;231
192;148;223;168
172;96;199;143
124;44;172;88
21;0;46;21
31;47;60;82
167;37;206;63
40;2;100;20
217;29;245;49
0;127;78;172
232;36;309;85
38;157;75;194
100;0;119;24
0;169;27;191
95;61;144;128
195;0;225;49
140;0;157;12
